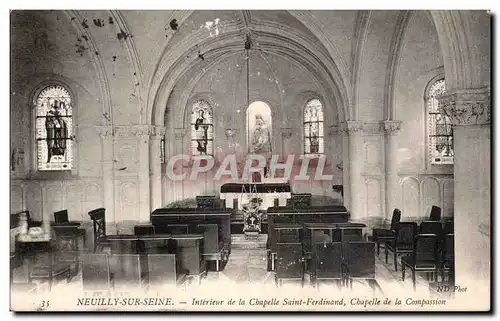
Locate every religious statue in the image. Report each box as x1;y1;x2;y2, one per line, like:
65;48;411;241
249;114;272;181
45;99;68;163
250;114;271;154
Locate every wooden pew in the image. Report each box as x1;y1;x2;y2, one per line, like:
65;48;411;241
170;234;206;283
151;208;232;257
267;205;350;225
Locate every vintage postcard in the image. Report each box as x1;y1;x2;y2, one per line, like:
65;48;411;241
9;9;491;312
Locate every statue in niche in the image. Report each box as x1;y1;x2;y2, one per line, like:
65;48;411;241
250;114;271;154
250;114;272;181
45;99;68;163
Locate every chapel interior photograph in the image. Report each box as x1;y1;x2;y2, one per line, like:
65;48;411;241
9;9;491;306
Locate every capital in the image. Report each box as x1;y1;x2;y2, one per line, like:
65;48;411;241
174;128;186;140
438;87;490;126
383;120;402;135
342;121;366;134
96;126;114;139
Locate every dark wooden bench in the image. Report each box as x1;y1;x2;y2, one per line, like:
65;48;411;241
151;208;232;257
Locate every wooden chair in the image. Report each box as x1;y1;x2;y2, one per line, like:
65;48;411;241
385;222;418;271
147;254;187;291
81;253;113;294
275;243;304;287
54;209;69;223
372;208;401;255
343;241;380;291
401;234;440;290
443;220;454;234
27;247;71;291
88;208;110;252
440;233;454;282
429;205;442;221
419;221;443;235
54;229;85;277
197;223;225;271
109;254;148;292
311;242;343;289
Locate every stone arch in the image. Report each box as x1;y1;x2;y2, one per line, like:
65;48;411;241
148;17;351;127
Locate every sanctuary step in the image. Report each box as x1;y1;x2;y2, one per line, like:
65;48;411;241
231;234;267;249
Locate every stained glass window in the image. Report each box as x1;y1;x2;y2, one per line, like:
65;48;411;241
191;100;213;156
304;99;324;155
35;85;74;171
427;79;453;164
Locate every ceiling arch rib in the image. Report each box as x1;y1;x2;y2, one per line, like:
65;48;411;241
149;21;350;126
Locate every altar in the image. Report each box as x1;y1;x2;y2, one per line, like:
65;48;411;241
219;179;292;211
219;179;292;237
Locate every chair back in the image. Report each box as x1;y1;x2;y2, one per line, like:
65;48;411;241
196;224;220;254
390;208;402;231
88;208;106;243
344;241;376;278
419;221;443;235
54;210;69;223
147;254;178;287
429;205;442;221
81;253;111;292
276;243;303;279
134;225;155;236
414;234;439;262
109;254;144;289
314;242;342;279
443;220;454;234
442;233;454;263
397;222;418;245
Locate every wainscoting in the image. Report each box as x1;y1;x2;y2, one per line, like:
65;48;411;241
399;174;454;219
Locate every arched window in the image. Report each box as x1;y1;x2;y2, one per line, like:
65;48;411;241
427;78;453;164
303;98;324;155
34;84;74;171
191;100;213;156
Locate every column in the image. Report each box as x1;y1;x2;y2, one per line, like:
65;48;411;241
134;125;151;223
172;128;186;201
438;87;490;298
344;121;364;220
97;126;115;223
383;120;402;221
150;126;166;212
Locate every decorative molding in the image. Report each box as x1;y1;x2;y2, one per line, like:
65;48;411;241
96;126;115;138
153;126;167;137
174;128;186;140
383;120;402;135
341;121;384;135
438;87;491;126
327;125;340;137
